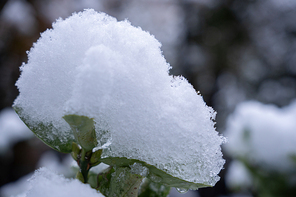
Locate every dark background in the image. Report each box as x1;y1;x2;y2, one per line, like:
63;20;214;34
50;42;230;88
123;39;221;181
1;0;296;196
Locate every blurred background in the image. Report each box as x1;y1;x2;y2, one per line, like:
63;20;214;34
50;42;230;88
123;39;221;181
0;0;296;196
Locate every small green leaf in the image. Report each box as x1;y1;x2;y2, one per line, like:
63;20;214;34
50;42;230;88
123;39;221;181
63;114;98;151
14;106;74;153
76;171;85;183
90;149;103;167
71;142;81;161
100;157;210;190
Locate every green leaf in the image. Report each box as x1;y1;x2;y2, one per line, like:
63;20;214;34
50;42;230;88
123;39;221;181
63;114;98;151
88;166;114;196
138;178;171;197
76;171;85;183
90;149;103;167
100;157;210;190
88;167;144;197
108;167;144;197
14;106;74;153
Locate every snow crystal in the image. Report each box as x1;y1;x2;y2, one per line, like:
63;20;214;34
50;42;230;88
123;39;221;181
12;167;104;197
224;100;296;172
0;108;33;154
88;163;110;174
14;9;224;186
130;163;149;177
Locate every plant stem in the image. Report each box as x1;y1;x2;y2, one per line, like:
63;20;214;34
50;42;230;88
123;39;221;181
79;148;92;183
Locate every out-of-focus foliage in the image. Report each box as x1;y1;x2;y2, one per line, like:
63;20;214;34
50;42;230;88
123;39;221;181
224;101;296;197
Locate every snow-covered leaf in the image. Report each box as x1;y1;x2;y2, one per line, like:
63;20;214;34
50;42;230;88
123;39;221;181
13;9;225;186
100;157;210;190
14;106;74;153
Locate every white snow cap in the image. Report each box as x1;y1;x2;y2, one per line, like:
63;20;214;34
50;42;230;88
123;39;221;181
14;9;224;185
224;100;296;172
14;167;104;197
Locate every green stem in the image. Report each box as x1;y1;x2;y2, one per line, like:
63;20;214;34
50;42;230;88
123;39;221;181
79;148;92;183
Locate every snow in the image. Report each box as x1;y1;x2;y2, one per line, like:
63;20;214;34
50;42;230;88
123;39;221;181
35;0;184;67
13;167;104;197
88;163;110;174
14;9;224;186
36;151;75;177
0;108;33;154
0;152;75;197
224;100;296;172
